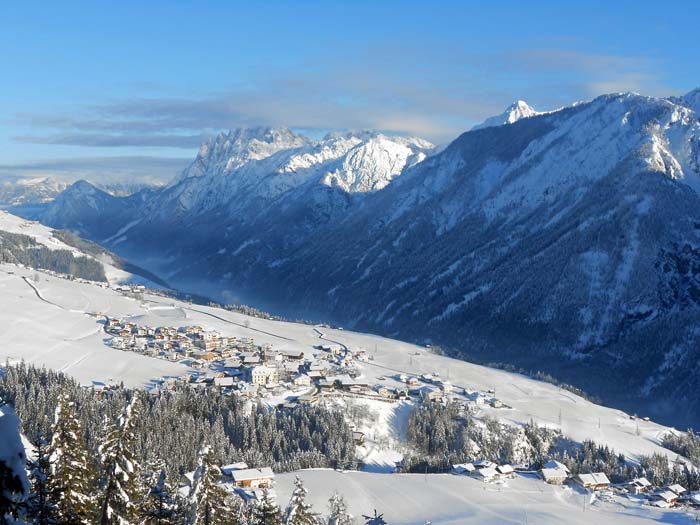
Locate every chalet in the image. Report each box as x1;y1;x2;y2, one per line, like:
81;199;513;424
374;385;395;398
497;464;515;478
406;377;421;387
230;467;274;489
195;338;219;351
471;467;498;482
542;460;570;474
421;387;443;403
627;477;652;494
451;463;476;475
650;490;678;507
280;349;304;360
575;473;610;490
297;393;318;406
293;374;312;387
221;462;249;477
540;467;568;485
666;484;686;497
241;353;261;365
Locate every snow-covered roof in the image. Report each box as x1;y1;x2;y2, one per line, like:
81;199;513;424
231;467;275;482
540;468;568;481
629;477;651;487
653;490;677;503
542;460;569;473
473;467;498;479
577;472;610;486
221;462;249;475
497;464;514;474
667;484;686;495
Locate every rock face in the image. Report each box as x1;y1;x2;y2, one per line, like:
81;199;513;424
24;88;700;427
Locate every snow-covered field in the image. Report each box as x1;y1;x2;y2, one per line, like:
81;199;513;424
275;469;697;525
1;261;696;522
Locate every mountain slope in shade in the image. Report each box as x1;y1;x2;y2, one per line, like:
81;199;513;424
23;88;700;427
471;100;540;130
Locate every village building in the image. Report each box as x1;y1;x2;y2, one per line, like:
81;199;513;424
451;463;476;475
496;464;515;478
650;490;678;507
251;366;279;386
540;467;568;485
293;374;312;387
230;467;274;489
471;467;498;482
627;477;652;494
575;473;610;491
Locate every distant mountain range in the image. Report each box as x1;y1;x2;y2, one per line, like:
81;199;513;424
16;87;700;427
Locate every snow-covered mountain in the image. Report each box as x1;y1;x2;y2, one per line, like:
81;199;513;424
471;100;540;130
0;177;68;207
21;87;700;427
151;127;433;220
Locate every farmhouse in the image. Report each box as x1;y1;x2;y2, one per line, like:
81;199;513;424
230;467;275;489
627;477;652;494
575;472;610;490
540;467;568;485
471;467;498;482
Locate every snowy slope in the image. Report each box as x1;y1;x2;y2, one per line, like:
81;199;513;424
471;100;541;130
0;264;683;466
0;210;160;286
276;470;694;525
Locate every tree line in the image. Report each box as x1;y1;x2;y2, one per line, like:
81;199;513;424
0;230;107;282
403;400;700;490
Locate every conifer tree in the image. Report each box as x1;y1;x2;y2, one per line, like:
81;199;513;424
26;435;52;525
141;467;177;525
253;489;282;525
327;492;353;525
187;445;232;525
47;395;95;525
98;393;143;525
284;477;318;525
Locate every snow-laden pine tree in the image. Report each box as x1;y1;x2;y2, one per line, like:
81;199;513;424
252;489;282;525
47;395;95;524
284;476;318;525
187;445;232;525
141;467;177;525
98;393;143;525
26;435;52;525
327;492;352;525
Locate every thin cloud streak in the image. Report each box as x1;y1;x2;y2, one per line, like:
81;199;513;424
10;47;673;148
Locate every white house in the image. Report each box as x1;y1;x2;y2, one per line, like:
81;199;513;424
251;366;279;386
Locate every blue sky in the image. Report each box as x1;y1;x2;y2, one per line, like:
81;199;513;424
1;1;698;182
